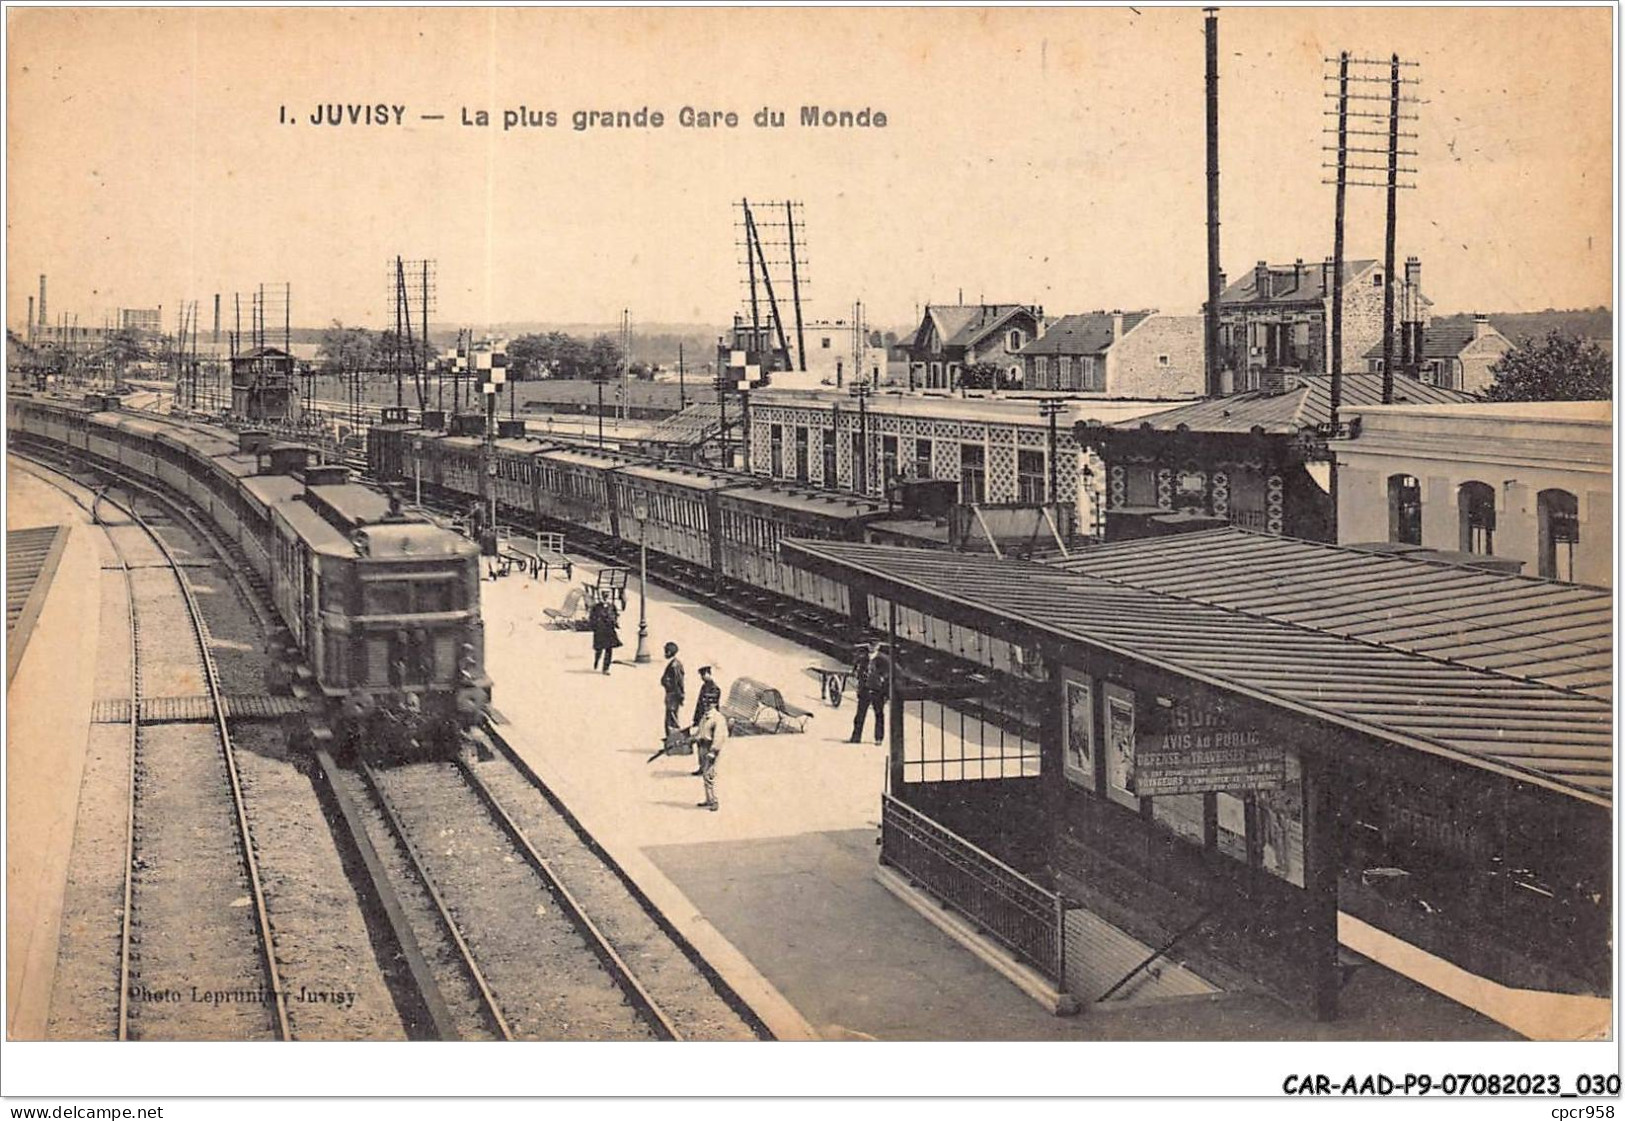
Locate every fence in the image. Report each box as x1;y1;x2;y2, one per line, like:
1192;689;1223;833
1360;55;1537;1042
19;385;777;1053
881;793;1064;983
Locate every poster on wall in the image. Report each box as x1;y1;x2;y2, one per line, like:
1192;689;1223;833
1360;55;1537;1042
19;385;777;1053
1134;693;1285;796
1104;685;1137;807
1063;677;1094;788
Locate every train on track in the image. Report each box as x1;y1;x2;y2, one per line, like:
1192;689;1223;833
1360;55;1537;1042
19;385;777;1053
10;392;490;758
368;418;903;621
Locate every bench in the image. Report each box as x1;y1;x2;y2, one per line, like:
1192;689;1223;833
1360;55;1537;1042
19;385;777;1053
533;532;573;581
543;587;591;629
721;676;812;734
587;567;629;609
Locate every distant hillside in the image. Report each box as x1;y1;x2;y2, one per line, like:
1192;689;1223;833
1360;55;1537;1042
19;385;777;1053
1467;308;1612;345
289;322;729;367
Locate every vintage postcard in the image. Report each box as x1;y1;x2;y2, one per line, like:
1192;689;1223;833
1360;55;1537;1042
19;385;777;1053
3;4;1615;1107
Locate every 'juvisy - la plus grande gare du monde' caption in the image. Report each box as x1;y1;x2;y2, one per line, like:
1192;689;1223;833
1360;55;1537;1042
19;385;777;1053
288;103;889;131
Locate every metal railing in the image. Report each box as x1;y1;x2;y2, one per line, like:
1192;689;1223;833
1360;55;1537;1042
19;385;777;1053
881;794;1064;983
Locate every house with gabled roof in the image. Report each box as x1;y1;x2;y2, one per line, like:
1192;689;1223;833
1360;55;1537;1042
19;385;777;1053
1363;313;1512;394
1018;310;1203;397
905;302;1044;390
1215;255;1431;393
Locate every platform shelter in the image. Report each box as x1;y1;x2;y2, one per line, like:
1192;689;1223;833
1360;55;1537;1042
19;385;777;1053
783;531;1612;1021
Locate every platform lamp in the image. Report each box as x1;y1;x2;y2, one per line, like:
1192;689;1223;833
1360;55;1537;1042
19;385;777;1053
849;381;873;496
633;501;652;664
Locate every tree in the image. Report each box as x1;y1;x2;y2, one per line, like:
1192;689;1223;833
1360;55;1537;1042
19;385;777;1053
1483;329;1611;402
317;321;378;374
958;361;1004;390
585;334;625;382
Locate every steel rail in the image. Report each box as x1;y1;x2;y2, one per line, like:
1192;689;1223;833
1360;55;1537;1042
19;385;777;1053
16;453;292;1040
453;758;683;1041
354;760;514;1041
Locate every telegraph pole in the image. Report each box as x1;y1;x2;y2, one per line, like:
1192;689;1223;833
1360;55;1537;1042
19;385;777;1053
1324;51;1420;418
1203;8;1223;397
1038;397;1065;503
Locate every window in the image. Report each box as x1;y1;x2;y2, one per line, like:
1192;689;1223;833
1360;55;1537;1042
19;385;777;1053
1017;449;1046;503
769;424;784;478
1157;354;1171;367
959;443;986;504
1538;489;1579;581
1058;356;1074;388
930;361;943;387
914;438;932;480
1082;355;1104;392
821;336;831;349
880;435;898;487
1008;329;1025;351
1372;270;1384;287
1175;471;1206;508
1034;355;1050;385
1125;465;1156;507
794;427;810;482
1387;474;1422;545
822;427;837;485
1458;481;1496;555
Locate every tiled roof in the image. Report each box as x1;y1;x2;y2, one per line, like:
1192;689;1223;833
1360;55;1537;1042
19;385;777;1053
1017;312;1152;357
925;304;1035;349
1113;374;1477;434
1361;315;1501;361
1219;260;1377;305
782;538;1612;805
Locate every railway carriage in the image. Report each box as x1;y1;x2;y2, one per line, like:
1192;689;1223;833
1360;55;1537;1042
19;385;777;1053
11;394;489;758
611;463;731;575
717;485;885;613
535;447;632;539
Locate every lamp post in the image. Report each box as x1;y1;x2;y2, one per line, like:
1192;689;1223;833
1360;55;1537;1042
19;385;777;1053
412;437;423;509
633;502;651;664
849;382;872;496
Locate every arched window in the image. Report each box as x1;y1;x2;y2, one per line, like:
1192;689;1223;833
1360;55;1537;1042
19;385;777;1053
1538;489;1580;581
1387;474;1422;545
1008;329;1025;351
1458;481;1496;555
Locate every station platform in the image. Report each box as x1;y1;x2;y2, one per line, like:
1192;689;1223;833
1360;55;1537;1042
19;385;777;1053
480;558;1519;1041
5;465;105;1039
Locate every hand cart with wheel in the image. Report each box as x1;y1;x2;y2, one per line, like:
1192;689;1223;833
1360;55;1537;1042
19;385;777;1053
806;665;855;708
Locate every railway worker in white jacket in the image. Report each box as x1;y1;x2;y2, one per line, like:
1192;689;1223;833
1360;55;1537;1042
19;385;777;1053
690;674;728;812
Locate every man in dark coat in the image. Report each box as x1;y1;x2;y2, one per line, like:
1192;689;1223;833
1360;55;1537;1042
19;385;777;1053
590;598;621;673
660;642;685;738
849;643;891;745
691;664;721;726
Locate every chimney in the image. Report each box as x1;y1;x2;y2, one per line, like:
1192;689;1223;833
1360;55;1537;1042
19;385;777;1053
26;296;33;338
1473;313;1491;341
1111;310;1125;341
1404;255;1422;321
1217;269;1227;293
1321;256;1334;294
1254;261;1271;301
38;275;47;329
1293;258;1304;290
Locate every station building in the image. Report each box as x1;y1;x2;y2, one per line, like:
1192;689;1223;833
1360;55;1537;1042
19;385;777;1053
785;528;1611;1020
1332;400;1612;586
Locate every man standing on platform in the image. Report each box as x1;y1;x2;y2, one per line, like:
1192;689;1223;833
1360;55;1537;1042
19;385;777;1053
690;670;728;812
660;642;685;739
691;663;721;726
849;642;891;745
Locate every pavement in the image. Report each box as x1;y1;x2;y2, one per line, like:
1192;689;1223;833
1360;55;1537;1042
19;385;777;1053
479;557;1525;1042
5;465;103;1039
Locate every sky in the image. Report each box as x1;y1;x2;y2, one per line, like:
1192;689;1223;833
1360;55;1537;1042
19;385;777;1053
6;6;1614;334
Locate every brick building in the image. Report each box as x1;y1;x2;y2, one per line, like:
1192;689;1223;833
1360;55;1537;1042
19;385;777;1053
1215;256;1430;392
1018;311;1203;397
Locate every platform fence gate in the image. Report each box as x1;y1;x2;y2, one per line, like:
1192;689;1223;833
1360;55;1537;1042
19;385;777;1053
880;793;1064;984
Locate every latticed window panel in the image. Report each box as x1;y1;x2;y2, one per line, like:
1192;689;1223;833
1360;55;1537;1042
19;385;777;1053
932;438;959;482
1211;471;1230;518
1108;464;1128;509
987;443;1016;503
835;420;854;487
1156;467;1174;509
1266;474;1285;534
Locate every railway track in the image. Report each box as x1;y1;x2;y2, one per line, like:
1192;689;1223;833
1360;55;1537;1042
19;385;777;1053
16;458;290;1040
17;445;767;1042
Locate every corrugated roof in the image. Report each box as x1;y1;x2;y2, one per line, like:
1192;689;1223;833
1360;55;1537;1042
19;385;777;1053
1017;312;1152;357
1045;528;1611;702
781;539;1612;805
1115;374;1477;434
644;402;725;446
